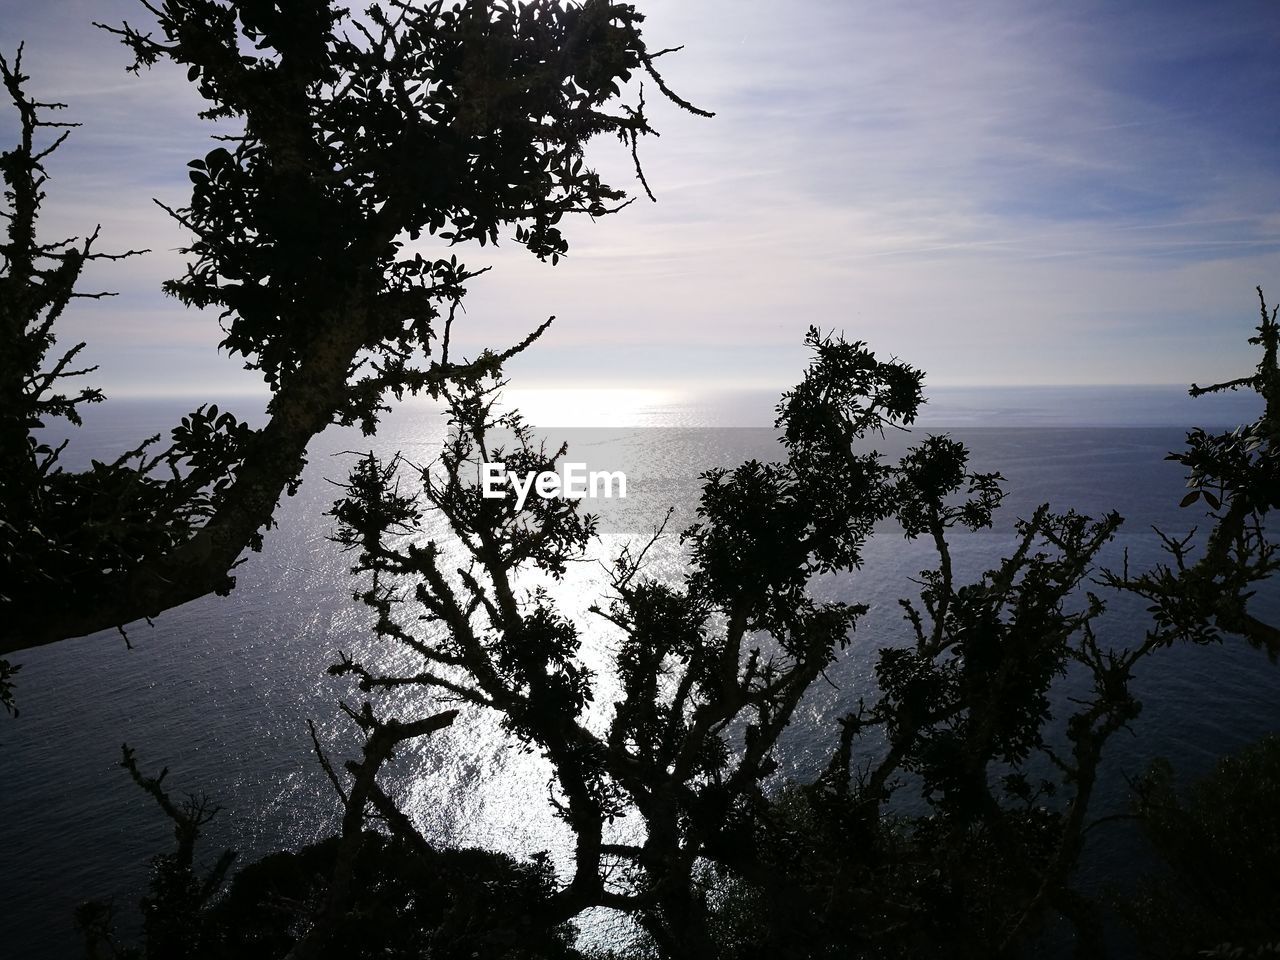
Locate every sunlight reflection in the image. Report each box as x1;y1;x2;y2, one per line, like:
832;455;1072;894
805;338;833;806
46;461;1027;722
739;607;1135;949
496;388;681;427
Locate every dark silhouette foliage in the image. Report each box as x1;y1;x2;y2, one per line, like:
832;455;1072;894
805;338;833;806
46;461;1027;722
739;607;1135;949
1102;289;1279;656
77;746;237;960
67;303;1279;960
203;834;579;960
3;5;1277;959
80;795;577;960
0;0;705;660
1122;735;1280;958
308;311;1277;957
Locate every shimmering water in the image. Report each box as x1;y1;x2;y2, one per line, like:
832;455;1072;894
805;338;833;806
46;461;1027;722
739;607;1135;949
2;387;1277;958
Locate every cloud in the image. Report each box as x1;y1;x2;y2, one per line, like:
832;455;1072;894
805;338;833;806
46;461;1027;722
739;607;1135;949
2;0;1278;393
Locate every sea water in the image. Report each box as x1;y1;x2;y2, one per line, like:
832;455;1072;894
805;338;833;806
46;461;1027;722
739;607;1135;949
1;386;1276;958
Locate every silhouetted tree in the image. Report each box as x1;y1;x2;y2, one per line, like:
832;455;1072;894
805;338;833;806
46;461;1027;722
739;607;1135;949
316;305;1277;959
319;343;1072;955
1121;735;1280;959
79;729;583;960
708;304;1277;960
0;0;708;665
1102;287;1279;655
77;746;236;960
324;330;929;955
76;302;1277;959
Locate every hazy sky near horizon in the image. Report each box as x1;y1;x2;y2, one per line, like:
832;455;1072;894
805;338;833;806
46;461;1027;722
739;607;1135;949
3;0;1279;395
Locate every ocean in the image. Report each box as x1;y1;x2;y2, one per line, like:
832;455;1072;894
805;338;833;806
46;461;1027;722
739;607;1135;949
2;386;1277;958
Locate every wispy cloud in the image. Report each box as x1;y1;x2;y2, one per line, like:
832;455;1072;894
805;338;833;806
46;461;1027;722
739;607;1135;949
2;0;1278;393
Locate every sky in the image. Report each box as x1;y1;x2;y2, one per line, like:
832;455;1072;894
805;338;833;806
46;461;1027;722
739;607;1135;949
2;0;1279;396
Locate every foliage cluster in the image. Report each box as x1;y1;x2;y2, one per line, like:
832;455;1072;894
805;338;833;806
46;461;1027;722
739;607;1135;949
1;0;701;658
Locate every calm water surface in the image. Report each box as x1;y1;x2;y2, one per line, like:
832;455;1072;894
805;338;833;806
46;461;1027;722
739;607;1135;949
2;387;1276;958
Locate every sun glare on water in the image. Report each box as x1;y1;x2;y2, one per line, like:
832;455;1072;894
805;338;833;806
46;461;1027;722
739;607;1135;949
493;388;680;428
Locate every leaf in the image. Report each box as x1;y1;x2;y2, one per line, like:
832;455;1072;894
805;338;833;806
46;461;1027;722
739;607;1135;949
1179;491;1202;508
